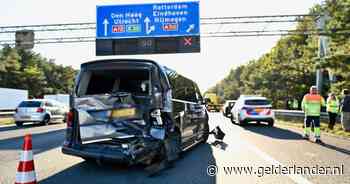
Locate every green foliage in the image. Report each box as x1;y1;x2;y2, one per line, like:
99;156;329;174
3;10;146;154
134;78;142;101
208;0;350;108
0;46;77;98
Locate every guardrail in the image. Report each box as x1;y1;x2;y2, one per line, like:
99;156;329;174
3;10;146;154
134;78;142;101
0;109;15;117
273;109;329;120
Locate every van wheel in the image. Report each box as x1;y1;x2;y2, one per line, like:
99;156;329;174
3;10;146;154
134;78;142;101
82;157;96;164
41;115;50;126
161;130;181;161
146;131;181;176
202;122;210;143
15;121;23;127
268;120;274;127
239;120;246;126
230;114;236;124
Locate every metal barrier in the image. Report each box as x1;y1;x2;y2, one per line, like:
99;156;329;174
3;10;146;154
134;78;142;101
273;109;329;120
0;109;15;117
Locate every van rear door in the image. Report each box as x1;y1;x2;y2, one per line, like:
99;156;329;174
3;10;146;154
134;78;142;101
75;64;154;143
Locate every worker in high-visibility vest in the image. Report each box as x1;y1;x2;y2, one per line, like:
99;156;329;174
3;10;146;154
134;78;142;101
301;86;326;143
293;99;299;110
326;93;339;130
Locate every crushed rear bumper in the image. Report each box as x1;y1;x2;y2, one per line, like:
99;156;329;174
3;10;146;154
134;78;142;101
62;139;162;165
62;145;130;163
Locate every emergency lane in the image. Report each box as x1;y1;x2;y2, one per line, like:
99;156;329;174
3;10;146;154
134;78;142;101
0;113;349;184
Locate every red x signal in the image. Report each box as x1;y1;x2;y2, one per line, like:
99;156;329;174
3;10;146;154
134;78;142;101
184;37;192;46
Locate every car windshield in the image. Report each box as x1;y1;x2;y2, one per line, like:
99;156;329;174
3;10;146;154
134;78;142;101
77;68;151;97
19;101;42;107
245;99;270;106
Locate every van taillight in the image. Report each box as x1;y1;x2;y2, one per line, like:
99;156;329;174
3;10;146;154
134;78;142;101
63;110;74;148
266;109;272;115
36;108;44;113
66;111;74;127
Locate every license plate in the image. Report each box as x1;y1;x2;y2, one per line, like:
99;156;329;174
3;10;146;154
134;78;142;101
255;108;263;113
111;108;136;118
21;115;30;119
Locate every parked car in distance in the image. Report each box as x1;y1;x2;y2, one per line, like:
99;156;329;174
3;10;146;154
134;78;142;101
14;99;69;126
222;100;236;117
230;95;274;126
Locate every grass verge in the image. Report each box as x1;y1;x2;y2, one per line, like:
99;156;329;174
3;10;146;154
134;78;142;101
276;117;350;139
0;117;14;125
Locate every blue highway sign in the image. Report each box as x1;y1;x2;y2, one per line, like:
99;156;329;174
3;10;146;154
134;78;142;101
96;2;200;39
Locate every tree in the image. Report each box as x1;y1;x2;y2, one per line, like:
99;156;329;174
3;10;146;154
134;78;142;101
0;46;77;98
0;46;22;89
207;0;350;108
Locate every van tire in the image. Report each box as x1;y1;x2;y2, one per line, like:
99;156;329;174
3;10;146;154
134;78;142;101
82;157;96;164
202;121;210;143
268;120;274;127
230;115;236;124
146;131;181;175
41;115;50;126
239;120;246;126
15;121;23;127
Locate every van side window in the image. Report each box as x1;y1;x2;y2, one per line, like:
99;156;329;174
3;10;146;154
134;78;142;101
194;84;203;103
164;66;199;103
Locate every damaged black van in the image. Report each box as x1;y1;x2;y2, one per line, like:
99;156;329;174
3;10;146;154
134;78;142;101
62;59;209;166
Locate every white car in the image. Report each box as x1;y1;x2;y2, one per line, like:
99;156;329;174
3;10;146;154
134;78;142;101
14;99;69;126
230;95;274;126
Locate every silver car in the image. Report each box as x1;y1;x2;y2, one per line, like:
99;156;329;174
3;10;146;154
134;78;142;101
14;99;69;126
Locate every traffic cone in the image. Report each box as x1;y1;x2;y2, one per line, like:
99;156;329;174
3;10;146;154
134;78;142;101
15;134;37;184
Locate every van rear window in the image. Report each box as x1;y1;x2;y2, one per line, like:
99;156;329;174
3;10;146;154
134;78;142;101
245;99;270;106
19;101;42;107
77;69;150;96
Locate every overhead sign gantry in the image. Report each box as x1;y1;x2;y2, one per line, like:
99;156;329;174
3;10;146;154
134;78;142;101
96;1;200;55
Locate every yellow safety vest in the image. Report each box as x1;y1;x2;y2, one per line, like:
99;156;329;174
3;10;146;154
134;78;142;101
326;98;339;113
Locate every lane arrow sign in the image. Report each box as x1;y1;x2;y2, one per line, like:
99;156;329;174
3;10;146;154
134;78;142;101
103;19;109;36
186;24;195;33
144;17;155;34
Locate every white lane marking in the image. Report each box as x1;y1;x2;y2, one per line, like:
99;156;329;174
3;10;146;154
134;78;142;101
239;133;313;184
20;150;34;162
211;113;313;184
15;171;36;183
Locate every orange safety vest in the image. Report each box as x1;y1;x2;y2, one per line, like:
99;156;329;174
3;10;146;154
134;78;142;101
302;94;325;116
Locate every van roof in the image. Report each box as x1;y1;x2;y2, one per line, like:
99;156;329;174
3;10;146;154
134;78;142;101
81;59;160;68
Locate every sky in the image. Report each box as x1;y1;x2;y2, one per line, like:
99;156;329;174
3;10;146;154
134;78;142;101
0;0;323;92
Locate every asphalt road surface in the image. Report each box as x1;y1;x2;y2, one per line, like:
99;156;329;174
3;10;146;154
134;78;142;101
0;113;349;184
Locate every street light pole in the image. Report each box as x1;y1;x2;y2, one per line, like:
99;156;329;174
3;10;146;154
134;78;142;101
316;6;329;94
